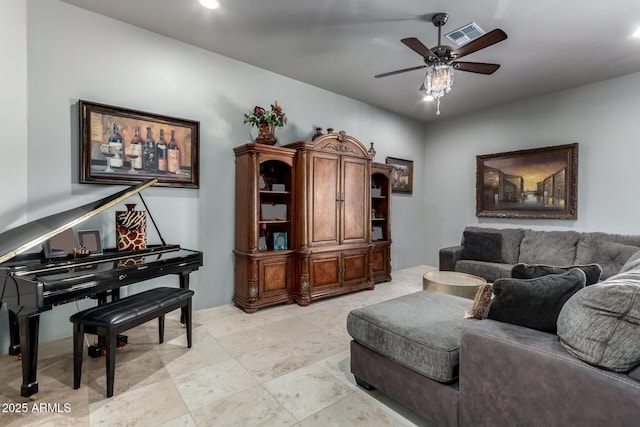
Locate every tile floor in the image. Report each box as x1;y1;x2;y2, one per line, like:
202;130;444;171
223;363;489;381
0;265;437;427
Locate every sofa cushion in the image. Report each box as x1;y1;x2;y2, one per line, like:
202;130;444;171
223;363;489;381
512;263;602;286
463;227;524;264
557;276;640;372
456;260;513;283
518;230;580;265
461;231;503;263
575;237;639;280
486;268;586;333
347;291;475;383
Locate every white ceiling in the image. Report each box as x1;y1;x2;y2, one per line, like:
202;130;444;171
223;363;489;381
59;0;640;122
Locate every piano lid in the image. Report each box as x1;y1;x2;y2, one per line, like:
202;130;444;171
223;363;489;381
0;179;158;265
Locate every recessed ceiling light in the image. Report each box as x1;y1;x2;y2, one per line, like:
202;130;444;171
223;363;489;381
199;0;220;9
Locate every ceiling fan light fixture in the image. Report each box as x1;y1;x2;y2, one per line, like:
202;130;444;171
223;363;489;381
199;0;220;10
423;64;454;115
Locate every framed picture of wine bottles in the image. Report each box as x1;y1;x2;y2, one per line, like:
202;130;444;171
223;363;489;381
79;100;200;188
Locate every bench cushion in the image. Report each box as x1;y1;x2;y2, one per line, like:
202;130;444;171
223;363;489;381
347;290;476;383
70;287;194;328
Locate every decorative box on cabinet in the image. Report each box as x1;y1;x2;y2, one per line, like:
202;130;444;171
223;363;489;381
286;132;375;305
371;162;392;283
233;144;297;313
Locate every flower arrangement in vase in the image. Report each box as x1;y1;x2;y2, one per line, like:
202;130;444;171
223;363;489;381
243;101;287;145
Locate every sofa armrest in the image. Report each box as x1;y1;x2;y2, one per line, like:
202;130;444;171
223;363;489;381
459;320;640;427
439;245;463;271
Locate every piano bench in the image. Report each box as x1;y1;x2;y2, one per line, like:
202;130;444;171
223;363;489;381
70;286;194;398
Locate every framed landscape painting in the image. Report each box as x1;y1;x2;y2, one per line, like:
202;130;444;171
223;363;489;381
386;157;413;194
476;143;578;219
80;100;200;188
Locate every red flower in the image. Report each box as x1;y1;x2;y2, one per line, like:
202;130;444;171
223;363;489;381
254;106;265;116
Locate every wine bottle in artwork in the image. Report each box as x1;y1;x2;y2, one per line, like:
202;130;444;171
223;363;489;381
156;129;168;173
108;123;123;168
142;127;156;172
167;129;180;174
129;126;143;169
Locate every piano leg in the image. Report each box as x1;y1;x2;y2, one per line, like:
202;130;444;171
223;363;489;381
18;313;40;398
8;310;21;356
180;273;190;324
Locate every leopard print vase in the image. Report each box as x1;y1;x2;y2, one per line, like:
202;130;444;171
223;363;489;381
116;204;147;251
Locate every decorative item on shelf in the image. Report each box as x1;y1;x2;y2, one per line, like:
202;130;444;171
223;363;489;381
372;226;383;241
326;128;334;134
368;142;376;160
261;203;287;221
258;223;268;251
73;246;91;258
312;127;323;140
115;203;147;251
243;101;287;145
273;232;288;250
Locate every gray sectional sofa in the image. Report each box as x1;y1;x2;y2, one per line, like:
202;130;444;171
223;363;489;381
347;228;640;426
440;226;640;282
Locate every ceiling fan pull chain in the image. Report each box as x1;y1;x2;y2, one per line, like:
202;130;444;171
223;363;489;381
436;98;441;115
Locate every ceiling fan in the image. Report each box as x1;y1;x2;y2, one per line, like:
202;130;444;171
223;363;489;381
376;13;508;114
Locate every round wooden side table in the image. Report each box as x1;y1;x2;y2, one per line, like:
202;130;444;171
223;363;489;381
423;271;487;299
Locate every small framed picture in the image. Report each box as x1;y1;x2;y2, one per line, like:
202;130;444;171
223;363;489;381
386;156;414;194
273;232;288;250
43;228;76;259
78;229;103;255
258;236;268;251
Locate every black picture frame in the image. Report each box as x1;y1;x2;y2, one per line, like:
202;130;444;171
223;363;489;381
79;100;200;188
386;157;414;194
476;143;578;219
78;229;103;255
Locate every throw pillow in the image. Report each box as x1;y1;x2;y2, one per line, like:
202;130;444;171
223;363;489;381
575;237;639;279
464;283;493;320
461;231;503;263
619;250;640;275
462;227;524;264
485;268;586;333
557;282;640;372
512;263;602;286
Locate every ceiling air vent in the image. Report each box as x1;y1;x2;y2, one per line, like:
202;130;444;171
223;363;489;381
445;22;485;46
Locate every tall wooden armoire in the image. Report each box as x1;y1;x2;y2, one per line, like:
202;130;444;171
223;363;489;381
286;132;374;306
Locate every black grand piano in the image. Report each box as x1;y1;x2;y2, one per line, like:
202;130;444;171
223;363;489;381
0;179;203;398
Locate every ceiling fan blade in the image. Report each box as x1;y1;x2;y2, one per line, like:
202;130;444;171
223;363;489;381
452;62;501;74
375;65;426;78
451;29;507;60
401;38;436;59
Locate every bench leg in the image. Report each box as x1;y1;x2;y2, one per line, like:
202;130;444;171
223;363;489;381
158;315;165;344
105;332;117;398
186;299;192;349
73;323;84;389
